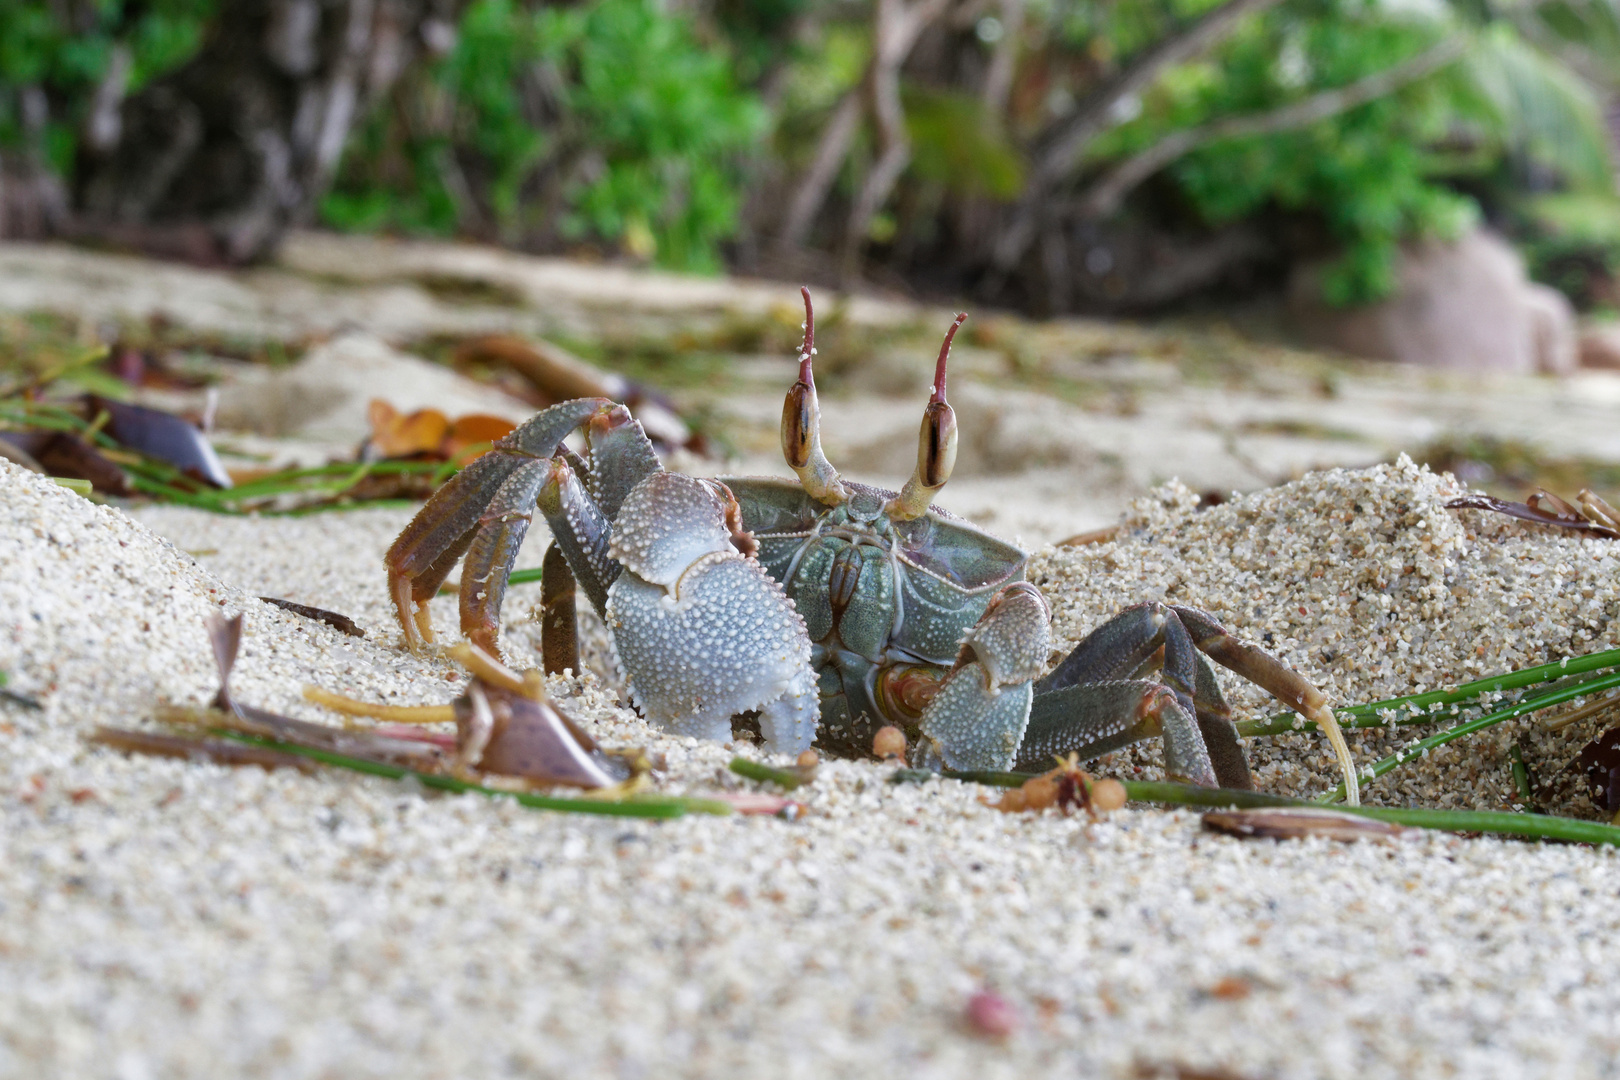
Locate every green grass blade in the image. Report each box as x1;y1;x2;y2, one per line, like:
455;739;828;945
1124;780;1620;846
214;729;729;818
728;757;806;790
1239;648;1620;737
1315;669;1620;804
892;772;1620;845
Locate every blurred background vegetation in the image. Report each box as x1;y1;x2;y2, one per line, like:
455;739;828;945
3;0;1619;316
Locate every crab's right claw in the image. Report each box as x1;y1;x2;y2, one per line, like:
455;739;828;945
915;583;1051;772
605;472;819;755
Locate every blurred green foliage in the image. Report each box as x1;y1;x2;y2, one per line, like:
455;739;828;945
322;0;767;273
0;0;214;172
1;0;1615;306
1109;4;1485;303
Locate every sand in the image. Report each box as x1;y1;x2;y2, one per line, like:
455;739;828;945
6;451;1620;1079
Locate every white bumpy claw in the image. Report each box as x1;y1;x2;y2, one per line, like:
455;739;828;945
916;582;1051;772
605;473;819;754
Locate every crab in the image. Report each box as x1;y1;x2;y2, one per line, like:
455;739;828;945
385;289;1359;802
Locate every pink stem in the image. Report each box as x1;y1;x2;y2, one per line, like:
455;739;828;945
933;312;967;403
798;285;816;386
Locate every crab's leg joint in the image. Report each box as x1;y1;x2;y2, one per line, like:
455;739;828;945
781;286;850;507
885;312;964;522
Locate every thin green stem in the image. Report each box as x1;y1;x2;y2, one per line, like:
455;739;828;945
891;771;1620;844
1315;669;1620;804
1124;781;1620;846
214;730;730;818
728;757;807;790
1240;648;1620;737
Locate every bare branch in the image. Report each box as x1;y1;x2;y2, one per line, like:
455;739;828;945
842;0;953;275
1075;36;1467;219
981;0;1025;116
780;91;863;248
988;0;1286;275
781;0;952;260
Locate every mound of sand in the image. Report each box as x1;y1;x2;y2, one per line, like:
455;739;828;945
5;456;1620;1078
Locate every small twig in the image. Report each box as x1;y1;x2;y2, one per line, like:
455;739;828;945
259;597;365;637
729;757;808;791
90;726;319;771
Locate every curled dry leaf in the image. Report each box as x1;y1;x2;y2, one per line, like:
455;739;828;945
102;616;645;793
366;399;517;464
0;431;132;495
1201;807;1406;842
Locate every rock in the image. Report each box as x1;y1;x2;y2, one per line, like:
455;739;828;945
1289;229;1578;375
1577;323;1620;370
212;331;533;442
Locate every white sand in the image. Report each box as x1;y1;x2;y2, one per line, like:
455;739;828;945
5;456;1620;1078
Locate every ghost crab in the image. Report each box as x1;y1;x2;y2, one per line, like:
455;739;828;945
385;289;1359;802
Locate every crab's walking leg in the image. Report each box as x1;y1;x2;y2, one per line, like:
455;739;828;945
458;459;555;655
1190;655;1253;791
1030;603;1248;788
385;398;609;650
536;457;618;615
915;583;1051;771
781;287;849;507
538;543;579;676
1171;606;1359;805
1017;681;1215;784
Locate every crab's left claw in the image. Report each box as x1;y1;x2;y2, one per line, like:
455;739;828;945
605;472;819;755
915;582;1051;771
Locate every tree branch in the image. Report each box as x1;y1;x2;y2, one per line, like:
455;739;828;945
779;90;862;248
780;0;952;257
1074;36;1468;219
988;0;1287;275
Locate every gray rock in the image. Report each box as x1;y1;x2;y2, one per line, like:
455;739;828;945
1577;322;1620;370
1289;228;1577;375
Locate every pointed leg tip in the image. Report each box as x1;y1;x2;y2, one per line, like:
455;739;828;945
466;627;500;659
1308;704;1360;806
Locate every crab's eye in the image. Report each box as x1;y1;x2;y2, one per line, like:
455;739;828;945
781;382;814;469
875;663;945;723
917;399;957;489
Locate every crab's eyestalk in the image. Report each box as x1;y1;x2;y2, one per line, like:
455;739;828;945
781;286;849;507
885;311;965;522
